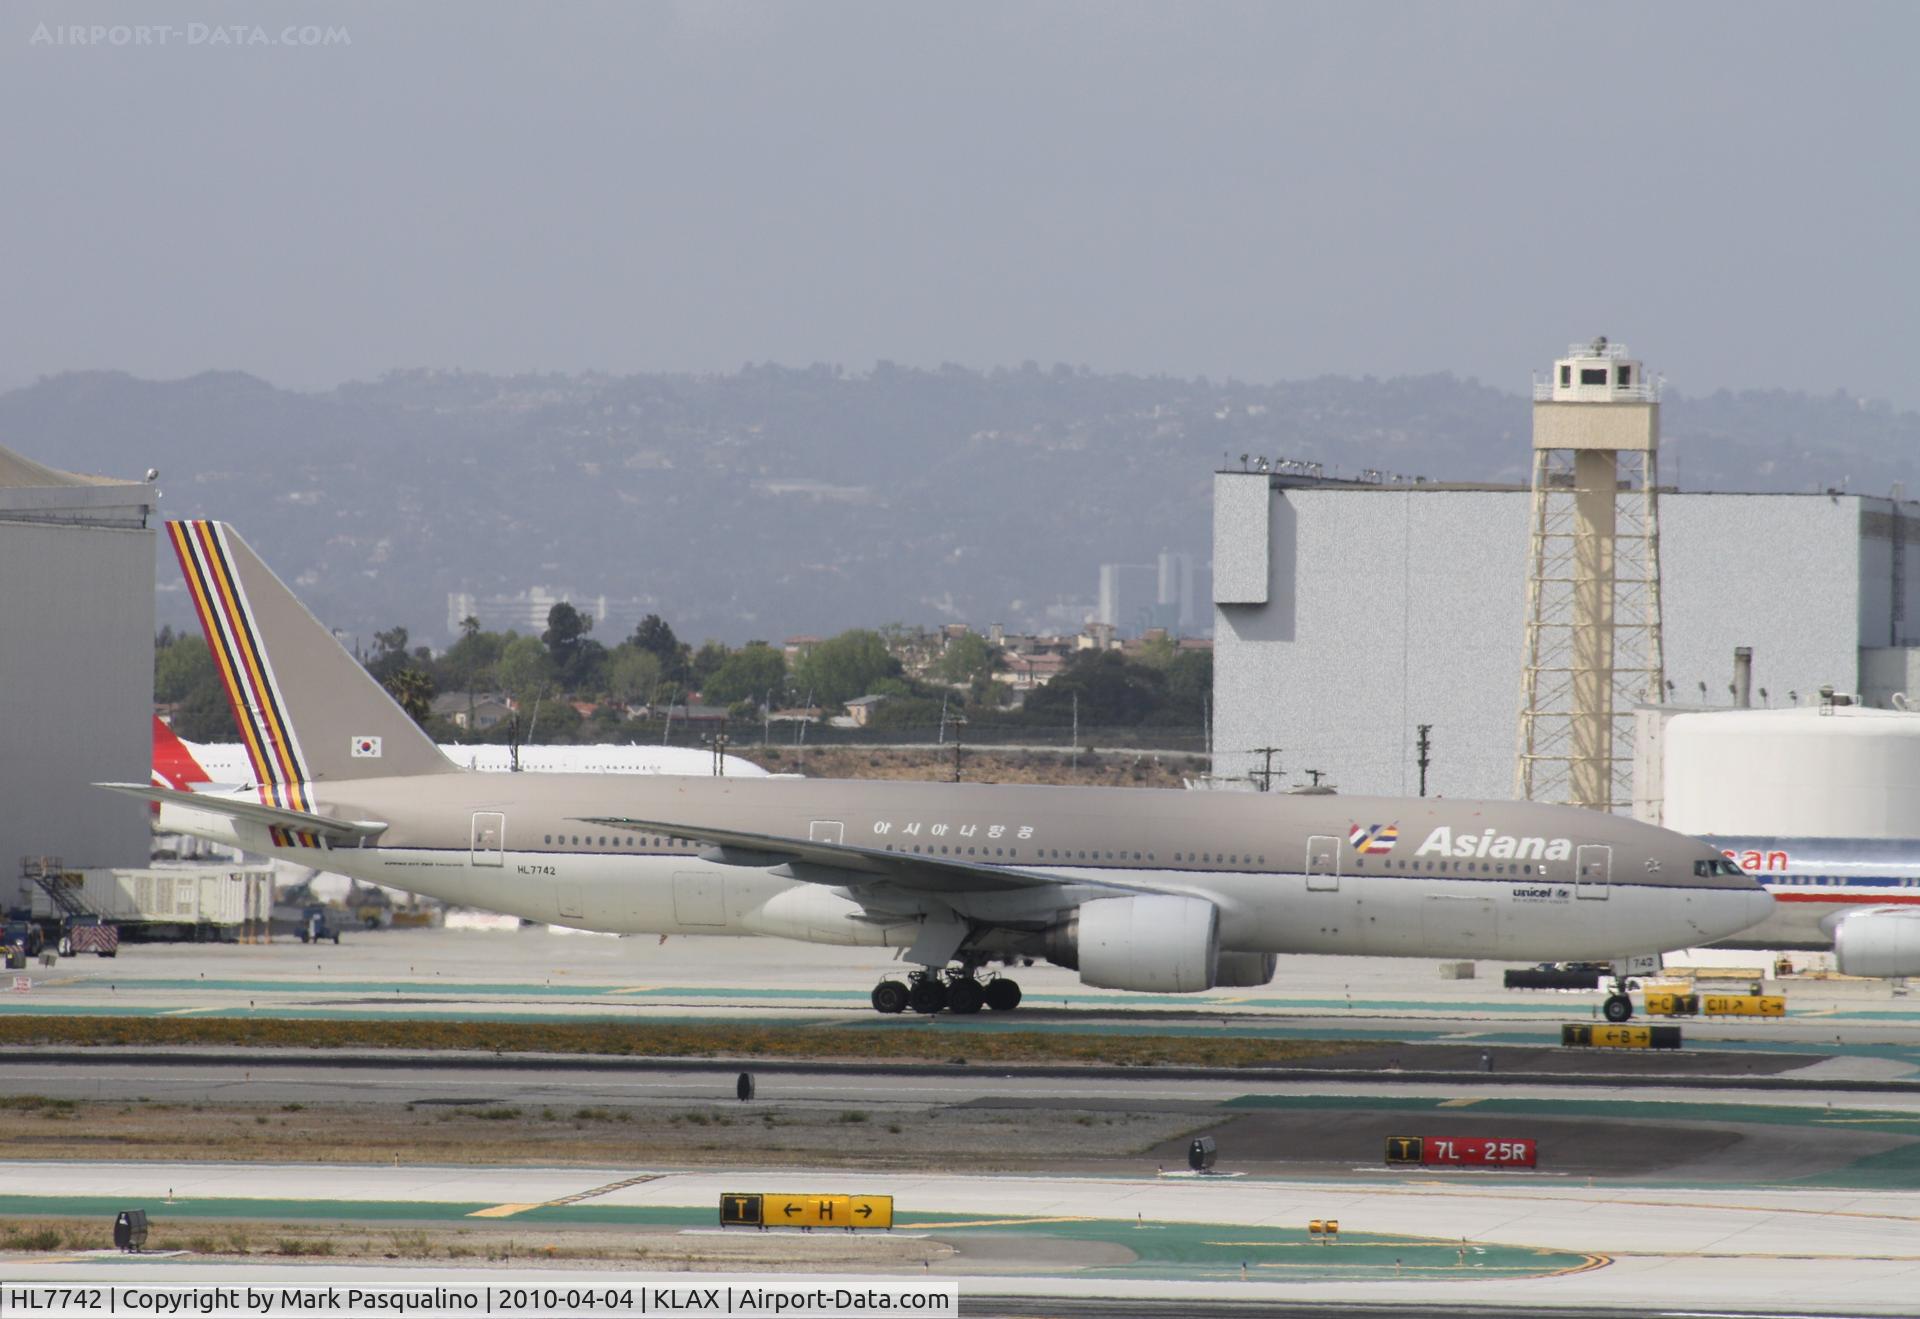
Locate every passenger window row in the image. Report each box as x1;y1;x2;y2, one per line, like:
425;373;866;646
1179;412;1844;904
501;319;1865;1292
1370;859;1538;875
541;834;696;849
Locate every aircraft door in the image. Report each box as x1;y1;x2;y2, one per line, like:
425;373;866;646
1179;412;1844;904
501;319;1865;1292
471;812;505;867
1576;844;1611;900
809;821;845;845
673;870;727;927
1306;835;1341;891
556;882;584;920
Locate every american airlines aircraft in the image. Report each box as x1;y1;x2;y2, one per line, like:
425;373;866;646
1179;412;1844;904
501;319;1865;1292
152;716;769;787
109;521;1772;1019
1704;836;1920;977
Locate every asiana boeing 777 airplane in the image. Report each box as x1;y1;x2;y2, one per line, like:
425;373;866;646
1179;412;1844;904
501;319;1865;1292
107;521;1773;1020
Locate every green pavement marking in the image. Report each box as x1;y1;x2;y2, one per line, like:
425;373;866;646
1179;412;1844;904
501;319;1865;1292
1225;1092;1920;1134
925;1217;1589;1282
40;980;881;1002
1795;1141;1920;1189
0;1196;1588;1281
0;1003;791;1027
21;976;1640;1014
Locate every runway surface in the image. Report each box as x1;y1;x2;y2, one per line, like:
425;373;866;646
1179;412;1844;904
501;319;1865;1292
6;931;1920;1312
9;1048;1920;1184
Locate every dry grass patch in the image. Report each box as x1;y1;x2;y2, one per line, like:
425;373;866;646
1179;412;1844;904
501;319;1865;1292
0;1016;1372;1069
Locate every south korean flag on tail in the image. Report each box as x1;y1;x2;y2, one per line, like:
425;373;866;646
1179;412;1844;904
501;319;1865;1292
350;736;383;758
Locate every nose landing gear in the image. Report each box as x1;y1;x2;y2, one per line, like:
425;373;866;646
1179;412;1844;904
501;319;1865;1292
1602;968;1637;1022
870;967;1022;1016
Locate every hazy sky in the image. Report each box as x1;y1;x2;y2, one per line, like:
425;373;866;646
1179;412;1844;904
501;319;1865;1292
3;1;1915;404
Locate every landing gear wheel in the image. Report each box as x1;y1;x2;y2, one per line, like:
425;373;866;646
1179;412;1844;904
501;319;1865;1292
907;977;949;1015
945;978;986;1014
1602;993;1634;1023
871;980;909;1014
984;978;1023;1012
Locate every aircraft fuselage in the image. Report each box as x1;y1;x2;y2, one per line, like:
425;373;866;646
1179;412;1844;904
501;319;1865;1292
164;773;1772;964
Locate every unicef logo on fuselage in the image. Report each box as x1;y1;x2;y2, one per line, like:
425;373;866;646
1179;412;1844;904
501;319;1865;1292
1417;826;1573;862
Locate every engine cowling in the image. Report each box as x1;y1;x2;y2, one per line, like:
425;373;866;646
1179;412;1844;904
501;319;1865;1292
1834;907;1920;977
1213;951;1278;988
1047;894;1221;993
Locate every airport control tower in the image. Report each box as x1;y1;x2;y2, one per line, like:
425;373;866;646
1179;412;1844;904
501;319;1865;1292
1515;338;1666;812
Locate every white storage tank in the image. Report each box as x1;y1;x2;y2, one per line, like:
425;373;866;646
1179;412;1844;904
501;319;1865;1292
1663;704;1920;838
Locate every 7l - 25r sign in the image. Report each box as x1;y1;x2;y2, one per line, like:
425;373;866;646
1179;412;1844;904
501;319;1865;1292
1385;1135;1537;1168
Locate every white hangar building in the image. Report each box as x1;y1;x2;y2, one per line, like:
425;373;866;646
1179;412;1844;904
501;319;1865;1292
1211;470;1920;802
0;445;157;882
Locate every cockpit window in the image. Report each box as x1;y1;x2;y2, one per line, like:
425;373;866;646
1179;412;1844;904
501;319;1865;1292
1695;858;1745;877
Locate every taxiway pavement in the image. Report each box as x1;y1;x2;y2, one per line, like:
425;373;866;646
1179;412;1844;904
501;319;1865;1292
5;1160;1920;1313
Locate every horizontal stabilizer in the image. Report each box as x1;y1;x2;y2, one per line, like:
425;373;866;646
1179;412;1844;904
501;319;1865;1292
97;783;388;842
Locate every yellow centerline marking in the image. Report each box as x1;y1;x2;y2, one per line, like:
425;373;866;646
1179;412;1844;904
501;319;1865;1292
468;1174;662;1218
1439;1097;1484;1108
602;987;654;996
160;1007;225;1016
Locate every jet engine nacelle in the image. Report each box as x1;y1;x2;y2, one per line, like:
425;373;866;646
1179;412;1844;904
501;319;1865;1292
1044;894;1221;993
1213;950;1278;988
1834;907;1920;977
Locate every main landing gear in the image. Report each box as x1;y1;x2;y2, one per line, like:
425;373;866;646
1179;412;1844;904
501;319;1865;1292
870;968;1022;1016
1602;970;1636;1023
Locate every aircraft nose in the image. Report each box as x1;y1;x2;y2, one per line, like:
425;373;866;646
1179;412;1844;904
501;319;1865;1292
1706;882;1774;941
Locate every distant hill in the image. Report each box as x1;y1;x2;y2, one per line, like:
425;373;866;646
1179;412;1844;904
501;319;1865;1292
4;364;1914;646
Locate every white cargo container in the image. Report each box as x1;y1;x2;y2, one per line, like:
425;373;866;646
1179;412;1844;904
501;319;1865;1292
28;865;272;936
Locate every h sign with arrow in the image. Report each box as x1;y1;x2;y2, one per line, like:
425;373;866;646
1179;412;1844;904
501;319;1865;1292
723;1193;894;1231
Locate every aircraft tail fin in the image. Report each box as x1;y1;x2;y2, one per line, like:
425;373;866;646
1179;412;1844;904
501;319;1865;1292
165;520;457;801
151;716;212;791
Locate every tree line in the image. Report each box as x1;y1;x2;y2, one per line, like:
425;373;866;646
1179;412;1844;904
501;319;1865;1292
153;608;1211;746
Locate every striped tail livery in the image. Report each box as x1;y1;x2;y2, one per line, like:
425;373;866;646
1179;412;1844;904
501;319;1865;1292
165;520;455;844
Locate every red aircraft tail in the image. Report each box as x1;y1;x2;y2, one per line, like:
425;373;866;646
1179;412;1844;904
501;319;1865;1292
151;715;213;793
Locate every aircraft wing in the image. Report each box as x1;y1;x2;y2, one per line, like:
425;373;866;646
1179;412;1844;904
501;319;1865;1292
574;814;1155;896
97;783;389;842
